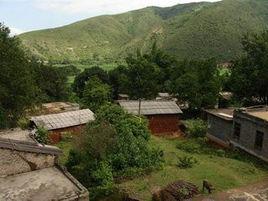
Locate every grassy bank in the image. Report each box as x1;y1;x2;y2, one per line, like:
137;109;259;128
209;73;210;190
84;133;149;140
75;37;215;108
57;135;268;201
118;136;268;200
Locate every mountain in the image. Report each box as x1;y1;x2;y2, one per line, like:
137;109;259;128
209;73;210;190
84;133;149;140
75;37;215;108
20;0;268;65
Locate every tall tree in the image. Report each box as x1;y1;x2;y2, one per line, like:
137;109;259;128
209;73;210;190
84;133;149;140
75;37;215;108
230;30;268;104
0;24;38;127
33;62;70;102
125;50;160;100
73;66;109;98
82;77;111;111
170;59;221;109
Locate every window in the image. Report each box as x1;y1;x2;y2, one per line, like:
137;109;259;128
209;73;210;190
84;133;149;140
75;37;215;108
255;131;264;151
233;122;241;140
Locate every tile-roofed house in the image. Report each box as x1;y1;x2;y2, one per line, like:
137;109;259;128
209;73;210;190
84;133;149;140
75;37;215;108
30;109;95;143
118;100;183;135
0;130;89;201
118;100;182;116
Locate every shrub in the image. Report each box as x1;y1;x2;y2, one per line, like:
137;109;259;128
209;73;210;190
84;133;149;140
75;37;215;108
35;127;49;144
67;104;163;200
91;161;114;198
177;156;198;169
216;149;226;157
184;119;207;138
17;117;30;130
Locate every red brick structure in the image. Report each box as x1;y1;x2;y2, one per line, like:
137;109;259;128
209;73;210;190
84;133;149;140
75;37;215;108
147;114;181;135
118;100;183;135
48;125;86;144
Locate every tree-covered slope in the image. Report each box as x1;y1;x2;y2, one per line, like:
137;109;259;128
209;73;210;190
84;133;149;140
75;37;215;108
20;0;268;64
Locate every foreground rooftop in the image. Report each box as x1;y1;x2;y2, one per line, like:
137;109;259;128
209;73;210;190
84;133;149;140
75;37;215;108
0;167;88;201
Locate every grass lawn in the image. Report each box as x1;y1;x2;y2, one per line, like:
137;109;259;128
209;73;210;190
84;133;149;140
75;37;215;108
56;135;268;201
118;136;268;201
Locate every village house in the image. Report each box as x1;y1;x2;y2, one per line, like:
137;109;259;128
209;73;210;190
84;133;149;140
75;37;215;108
118;100;183;135
205;106;268;162
30;109;95;143
230;106;268;162
205;108;234;147
0;129;89;201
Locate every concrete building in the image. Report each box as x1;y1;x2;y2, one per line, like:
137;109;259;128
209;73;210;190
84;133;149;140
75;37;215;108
118;100;183;135
205;108;234;147
230;106;268;162
30;109;95;143
0;129;89;201
205;106;268;162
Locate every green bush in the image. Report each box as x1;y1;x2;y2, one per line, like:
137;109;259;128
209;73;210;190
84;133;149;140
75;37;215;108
17;117;30;130
35;127;49;144
66;104;163;200
177;156;198;169
216;149;226;157
184;119;207;138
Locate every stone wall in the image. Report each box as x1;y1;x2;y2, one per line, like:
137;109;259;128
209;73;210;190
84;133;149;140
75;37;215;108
231;112;268;161
0;148;55;176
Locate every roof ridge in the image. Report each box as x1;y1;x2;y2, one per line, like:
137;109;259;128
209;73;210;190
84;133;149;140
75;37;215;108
0;137;62;155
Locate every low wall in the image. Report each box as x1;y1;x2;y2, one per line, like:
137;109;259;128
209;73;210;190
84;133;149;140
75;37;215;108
147;114;181;135
49;124;86;144
0;148;55;176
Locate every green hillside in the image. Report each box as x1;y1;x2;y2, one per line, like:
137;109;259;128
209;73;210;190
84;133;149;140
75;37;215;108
20;0;268;66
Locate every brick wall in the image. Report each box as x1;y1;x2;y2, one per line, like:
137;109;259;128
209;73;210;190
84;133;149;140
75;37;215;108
146;114;181;135
49;124;86;144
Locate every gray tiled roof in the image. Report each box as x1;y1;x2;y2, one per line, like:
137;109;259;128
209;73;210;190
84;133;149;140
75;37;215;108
118;100;182;115
31;109;95;130
0;137;62;155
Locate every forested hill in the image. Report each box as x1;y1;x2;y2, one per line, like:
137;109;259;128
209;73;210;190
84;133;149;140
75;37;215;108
20;0;268;64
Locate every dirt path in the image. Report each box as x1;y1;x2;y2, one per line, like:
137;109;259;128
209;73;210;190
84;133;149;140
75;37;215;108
194;178;268;201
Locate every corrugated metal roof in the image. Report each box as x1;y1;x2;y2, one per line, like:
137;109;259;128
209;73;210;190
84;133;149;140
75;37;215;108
31;109;95;130
118;100;182;115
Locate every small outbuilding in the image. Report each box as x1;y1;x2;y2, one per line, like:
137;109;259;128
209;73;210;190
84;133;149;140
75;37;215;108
30;109;95;143
118;100;183;135
204;108;234;147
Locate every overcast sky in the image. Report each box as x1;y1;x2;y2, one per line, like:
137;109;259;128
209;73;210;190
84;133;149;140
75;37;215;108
0;0;221;35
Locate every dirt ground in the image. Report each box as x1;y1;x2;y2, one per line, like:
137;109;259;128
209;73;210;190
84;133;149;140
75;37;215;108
194;178;268;201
